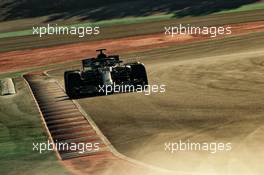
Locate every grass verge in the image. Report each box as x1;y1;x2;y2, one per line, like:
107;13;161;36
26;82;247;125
0;77;70;175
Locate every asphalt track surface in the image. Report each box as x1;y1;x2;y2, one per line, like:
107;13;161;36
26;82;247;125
72;49;264;175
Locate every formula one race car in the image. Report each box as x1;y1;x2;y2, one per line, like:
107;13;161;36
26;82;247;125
64;49;148;98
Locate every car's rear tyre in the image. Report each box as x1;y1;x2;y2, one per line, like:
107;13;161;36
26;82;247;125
64;71;75;95
64;71;81;99
131;63;148;89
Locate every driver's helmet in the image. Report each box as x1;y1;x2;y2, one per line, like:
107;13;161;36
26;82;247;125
97;53;107;59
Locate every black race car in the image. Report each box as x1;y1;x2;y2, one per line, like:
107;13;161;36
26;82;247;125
64;49;148;98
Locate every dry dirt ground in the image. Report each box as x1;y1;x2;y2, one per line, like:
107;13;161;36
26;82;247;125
1;21;264;73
